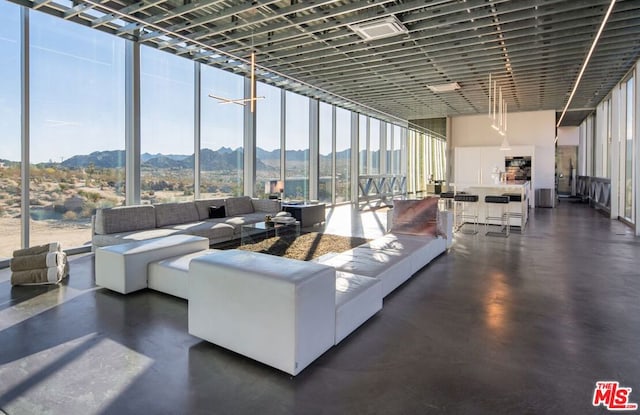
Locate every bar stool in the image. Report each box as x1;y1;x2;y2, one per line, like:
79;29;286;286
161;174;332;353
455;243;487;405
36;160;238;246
502;193;525;233
438;191;455;211
453;193;479;234
484;195;510;237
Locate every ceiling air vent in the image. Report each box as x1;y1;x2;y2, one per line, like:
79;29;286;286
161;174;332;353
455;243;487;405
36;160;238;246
427;82;461;93
350;16;408;41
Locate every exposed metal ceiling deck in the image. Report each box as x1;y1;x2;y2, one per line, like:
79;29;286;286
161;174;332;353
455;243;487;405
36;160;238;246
10;0;640;126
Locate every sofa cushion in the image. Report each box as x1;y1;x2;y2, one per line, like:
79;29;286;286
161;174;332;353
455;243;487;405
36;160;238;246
225;196;254;216
208;205;226;219
391;198;444;238
155;202;199;227
92;227;185;248
334;271;383;344
366;233;445;275
194;198;226;220
251;199;281;213
164;221;234;241
317;246;413;297
148;250;219;299
95;205;156;235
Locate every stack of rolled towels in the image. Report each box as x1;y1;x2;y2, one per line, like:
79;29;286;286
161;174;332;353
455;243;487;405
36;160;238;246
10;242;69;286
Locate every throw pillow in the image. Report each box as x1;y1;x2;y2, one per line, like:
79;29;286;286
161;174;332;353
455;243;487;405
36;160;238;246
224;196;254;216
208;205;226;219
391;197;444;238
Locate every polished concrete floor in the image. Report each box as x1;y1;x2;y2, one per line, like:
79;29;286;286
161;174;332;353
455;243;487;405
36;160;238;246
1;201;639;414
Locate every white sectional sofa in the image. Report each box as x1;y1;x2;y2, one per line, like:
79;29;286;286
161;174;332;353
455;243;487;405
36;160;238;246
94;197;452;375
91;196;280;249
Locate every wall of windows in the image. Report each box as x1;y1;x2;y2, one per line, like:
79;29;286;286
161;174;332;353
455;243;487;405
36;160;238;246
404;127;446;195
200;65;244;198
0;3;21;259
255;82;281;198
581;60;640;234
141;46;194;203
623;75;635;221
284;91;310;200
29;11;126;250
2;7;421;259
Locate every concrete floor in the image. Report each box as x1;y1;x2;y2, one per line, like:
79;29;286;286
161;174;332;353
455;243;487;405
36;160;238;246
0;201;639;414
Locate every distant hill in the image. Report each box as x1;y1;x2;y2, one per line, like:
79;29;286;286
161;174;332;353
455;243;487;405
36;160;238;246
143;155;188;169
256;148;280;160
141;153;190;163
0;159;20;167
61;150;125;169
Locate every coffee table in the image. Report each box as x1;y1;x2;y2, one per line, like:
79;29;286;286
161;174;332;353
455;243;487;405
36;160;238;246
240;220;301;246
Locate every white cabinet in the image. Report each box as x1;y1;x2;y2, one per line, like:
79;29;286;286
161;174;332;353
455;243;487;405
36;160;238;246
454;147;505;186
480;147;507;185
454;147;482;186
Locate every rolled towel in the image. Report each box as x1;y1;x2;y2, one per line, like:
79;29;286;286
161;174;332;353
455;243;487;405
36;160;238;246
11;268;50;286
11;259;68;286
46;252;66;268
13;242;61;257
11;253;47;272
10;252;65;272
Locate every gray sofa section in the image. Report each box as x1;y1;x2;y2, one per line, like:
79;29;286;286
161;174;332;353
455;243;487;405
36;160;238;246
92;196;280;250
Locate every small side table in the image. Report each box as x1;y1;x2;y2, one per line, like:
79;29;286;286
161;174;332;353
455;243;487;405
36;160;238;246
282;203;326;228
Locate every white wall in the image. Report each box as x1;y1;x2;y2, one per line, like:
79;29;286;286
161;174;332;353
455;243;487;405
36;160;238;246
558;126;579;146
451;110;556;190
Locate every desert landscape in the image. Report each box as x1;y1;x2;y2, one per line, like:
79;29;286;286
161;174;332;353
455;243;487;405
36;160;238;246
0;147;354;259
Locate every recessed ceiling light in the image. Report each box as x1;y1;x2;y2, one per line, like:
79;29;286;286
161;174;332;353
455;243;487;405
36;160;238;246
427;82;461;93
350;16;408;41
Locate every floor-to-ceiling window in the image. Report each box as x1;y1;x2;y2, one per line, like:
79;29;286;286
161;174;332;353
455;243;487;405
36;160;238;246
0;3;21;259
284;91;309;200
359;114;368;175
255;82;281;198
606;97;612;179
386;123;393;175
140;46;194;203
407;129;416;194
335;107;351;203
624;75;635;221
393;125;402;175
200;65;244;198
414;131;426;193
30;11;126;249
369;118;380;175
319;102;333;203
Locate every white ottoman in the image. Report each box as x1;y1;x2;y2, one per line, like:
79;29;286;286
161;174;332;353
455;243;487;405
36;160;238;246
188;250;336;376
95;235;209;294
335;271;383;344
147;250;219;299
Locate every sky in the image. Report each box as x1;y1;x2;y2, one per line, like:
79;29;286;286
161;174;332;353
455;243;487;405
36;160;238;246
0;4;307;163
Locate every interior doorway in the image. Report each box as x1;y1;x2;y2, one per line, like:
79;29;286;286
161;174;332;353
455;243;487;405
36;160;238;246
556;146;578;196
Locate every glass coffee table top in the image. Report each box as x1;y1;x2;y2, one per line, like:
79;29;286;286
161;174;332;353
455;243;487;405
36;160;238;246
240;220;301;246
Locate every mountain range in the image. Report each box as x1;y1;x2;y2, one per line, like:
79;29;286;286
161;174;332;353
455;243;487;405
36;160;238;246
26;147;354;170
